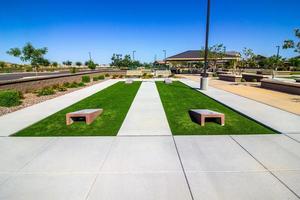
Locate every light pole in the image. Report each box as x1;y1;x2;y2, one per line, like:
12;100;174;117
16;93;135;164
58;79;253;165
201;0;211;90
132;50;136;61
163;50;167;69
273;45;280;79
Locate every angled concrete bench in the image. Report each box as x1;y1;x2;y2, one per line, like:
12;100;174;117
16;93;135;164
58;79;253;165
189;109;225;126
66;109;103;125
125;79;133;84
164;78;172;84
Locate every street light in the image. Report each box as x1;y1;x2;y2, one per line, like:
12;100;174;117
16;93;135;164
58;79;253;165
132;50;136;61
201;0;211;90
273;45;280;79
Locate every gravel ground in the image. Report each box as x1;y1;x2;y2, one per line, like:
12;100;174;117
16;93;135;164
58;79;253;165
0;80;106;117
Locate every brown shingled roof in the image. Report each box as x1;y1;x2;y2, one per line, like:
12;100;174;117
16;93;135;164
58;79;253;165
167;50;240;60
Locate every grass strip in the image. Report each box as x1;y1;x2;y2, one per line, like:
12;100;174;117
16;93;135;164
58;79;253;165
14;81;141;136
156;81;275;135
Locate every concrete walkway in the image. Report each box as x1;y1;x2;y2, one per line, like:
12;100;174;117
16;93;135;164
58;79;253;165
0;135;299;200
118;81;172;136
0;79;119;136
180;79;300;134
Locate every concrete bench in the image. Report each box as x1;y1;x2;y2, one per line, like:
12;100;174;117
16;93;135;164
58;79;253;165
219;74;242;82
261;79;300;95
164;78;172;84
66;109;103;125
242;73;268;82
189;109;225;126
125;79;133;84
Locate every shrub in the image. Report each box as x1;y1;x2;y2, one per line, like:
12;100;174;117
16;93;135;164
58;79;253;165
51;84;60;90
252;79;257;82
118;75;124;78
37;87;55;96
98;75;105;80
158;75;163;78
93;77;99;81
105;73;110;77
241;78;246;82
78;82;85;87
0;90;22;107
70;67;77;74
112;75;118;79
57;85;67;92
82;76;91;83
69;82;79;88
63;82;70;88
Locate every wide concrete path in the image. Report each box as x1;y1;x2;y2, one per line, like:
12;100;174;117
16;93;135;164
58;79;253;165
0;79;118;136
180;79;300;134
0;135;299;200
118;80;172;136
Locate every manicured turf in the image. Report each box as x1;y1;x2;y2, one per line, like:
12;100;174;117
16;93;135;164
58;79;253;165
156;81;276;135
14;82;141;136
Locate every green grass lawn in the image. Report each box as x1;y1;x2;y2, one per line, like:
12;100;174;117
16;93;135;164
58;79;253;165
156;81;276;135
14;81;141;136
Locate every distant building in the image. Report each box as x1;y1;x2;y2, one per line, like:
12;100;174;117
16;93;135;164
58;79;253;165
166;50;241;68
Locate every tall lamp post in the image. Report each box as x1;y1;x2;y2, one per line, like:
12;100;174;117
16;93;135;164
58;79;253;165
132;50;136;61
201;0;211;90
273;45;280;79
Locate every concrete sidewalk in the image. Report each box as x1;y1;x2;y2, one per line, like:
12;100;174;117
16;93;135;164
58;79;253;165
118;81;172;136
180;79;300;134
0;135;299;200
0;79;119;136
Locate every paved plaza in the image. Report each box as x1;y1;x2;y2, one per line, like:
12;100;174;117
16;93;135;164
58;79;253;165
0;79;299;199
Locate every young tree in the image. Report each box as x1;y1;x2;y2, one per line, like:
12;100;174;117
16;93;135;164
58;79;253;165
242;48;257;67
87;60;96;70
283;29;300;54
7;43;48;73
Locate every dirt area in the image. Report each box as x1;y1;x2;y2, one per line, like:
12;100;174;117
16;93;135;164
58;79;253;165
182;75;300;115
0;80;106;117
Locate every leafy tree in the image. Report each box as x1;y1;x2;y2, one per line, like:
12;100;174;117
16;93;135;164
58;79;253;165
283;29;300;54
51;62;58;67
0;61;6;69
7;42;48;71
63;60;72;66
75;61;82;67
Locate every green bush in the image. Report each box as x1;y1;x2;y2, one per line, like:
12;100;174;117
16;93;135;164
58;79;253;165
69;82;79;88
82;76;91;83
70;67;78;74
57;85;67;92
37;87;55;96
51;84;60;90
98;75;105;80
112;75;118;79
63;82;70;88
0;90;22;107
93;77;99;81
78;82;85;87
158;75;163;78
105;73;110;77
118;75;124;78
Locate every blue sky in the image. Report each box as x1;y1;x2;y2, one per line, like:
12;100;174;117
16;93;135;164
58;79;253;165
0;0;299;64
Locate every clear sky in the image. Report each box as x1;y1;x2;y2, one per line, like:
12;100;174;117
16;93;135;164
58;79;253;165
0;0;299;64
